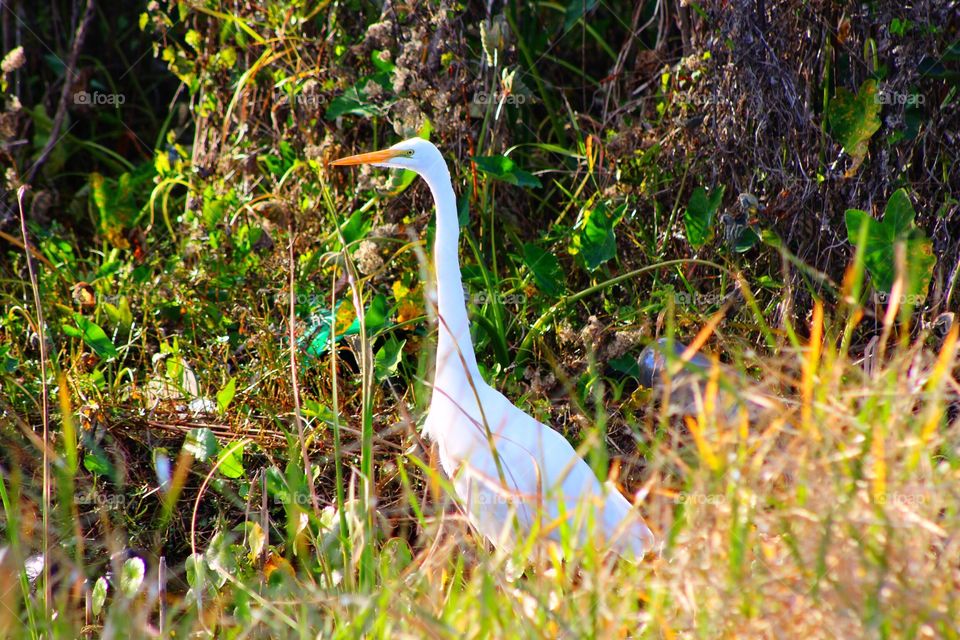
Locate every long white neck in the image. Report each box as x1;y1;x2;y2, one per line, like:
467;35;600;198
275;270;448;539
421;160;480;383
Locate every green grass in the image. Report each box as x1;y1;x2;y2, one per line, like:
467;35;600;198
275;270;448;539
2;302;958;637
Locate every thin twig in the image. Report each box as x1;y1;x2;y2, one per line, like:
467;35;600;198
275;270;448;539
288;220;321;515
158;556;167;636
17;185;50;616
337;226;377;587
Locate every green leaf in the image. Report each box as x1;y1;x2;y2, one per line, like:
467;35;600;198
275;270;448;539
203;531;236;588
882;188;916;233
83;448;115;480
684;186;725;248
245;521;266;562
0;345;17;374
471;155;542;188
302;292;391;355
944;39;960;62
94;260;123;280
262;140;297;178
375;337;405;381
201;185;230;227
470;313;511;368
217;440;245;479
366;294;389;333
384;168;419;197
184;553;205;589
609;354;642;378
216;377;236;414
87;167;154;247
324;72;390;120
844;189;936;298
827;79;882;176
92;576;108;616
919;54;960;80
103;296;133;334
184;427;219;462
62;324;82;338
341;209;372;245
889;18;911;36
571;202;625;271
325;85;374;119
522;242;565;297
120;557;145;598
71;313;118;359
457;186;472;227
371;50;396;73
732;227;760;253
264;466;290;504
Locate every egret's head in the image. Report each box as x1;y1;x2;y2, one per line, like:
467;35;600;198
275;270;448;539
330;137;443;174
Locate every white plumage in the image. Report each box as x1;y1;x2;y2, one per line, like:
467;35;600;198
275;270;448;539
332;138;654;559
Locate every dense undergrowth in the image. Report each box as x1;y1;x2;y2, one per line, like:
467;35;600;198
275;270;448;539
1;0;959;637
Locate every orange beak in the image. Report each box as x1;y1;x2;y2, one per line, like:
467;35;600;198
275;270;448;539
330;148;405;166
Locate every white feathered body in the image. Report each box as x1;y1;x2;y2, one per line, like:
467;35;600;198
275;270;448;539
424;370;654;558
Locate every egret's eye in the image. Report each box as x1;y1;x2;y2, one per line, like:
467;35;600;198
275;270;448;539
400;149;414;158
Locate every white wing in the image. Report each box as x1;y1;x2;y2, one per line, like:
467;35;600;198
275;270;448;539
426;383;654;558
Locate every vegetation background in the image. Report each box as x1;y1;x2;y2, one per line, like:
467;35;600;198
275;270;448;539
1;0;958;637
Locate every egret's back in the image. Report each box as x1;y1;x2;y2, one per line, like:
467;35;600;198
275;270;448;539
425;380;654;558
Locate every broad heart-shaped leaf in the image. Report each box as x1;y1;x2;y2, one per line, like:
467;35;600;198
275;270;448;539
183;427;219;462
70;313;118;359
374;336;405;381
340;209;372;245
83;446;115;480
184;553;205;589
684;186;725;248
844;189;936;298
609;354;642;378
364;293;389;332
882;188;916;233
522;242;565;297
471;155;542;188
324;71;390;120
827;79;881;176
203;531;237;589
571;202;625;271
732;226;760;253
217;440;245;479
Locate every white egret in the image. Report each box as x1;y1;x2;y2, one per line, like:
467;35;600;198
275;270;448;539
332;138;654;559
